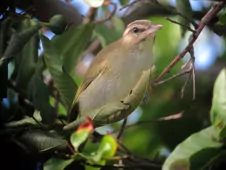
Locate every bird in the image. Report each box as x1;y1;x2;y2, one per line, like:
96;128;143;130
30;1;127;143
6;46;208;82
66;20;162;129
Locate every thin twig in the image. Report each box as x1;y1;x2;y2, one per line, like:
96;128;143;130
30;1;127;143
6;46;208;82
188;46;196;100
83;7;97;24
54;90;60;114
166;17;195;33
150;0;198;28
94;1;117;24
181;72;191;99
153;68;192;86
117;118;127;139
113;113;183;133
119;0;141;11
155;1;225;83
117;140;162;168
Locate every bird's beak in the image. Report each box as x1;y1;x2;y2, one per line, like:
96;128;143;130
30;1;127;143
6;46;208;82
146;24;163;35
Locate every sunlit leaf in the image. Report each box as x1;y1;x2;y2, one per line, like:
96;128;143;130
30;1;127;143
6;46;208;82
95;135;117;161
52;23;94;74
210;68;226;138
70;117;94;150
163;126;223;170
44;157;74;170
42;35;77;112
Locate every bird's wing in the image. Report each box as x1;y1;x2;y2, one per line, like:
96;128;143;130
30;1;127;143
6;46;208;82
73;40;121;103
68;54;109;121
75;57;109;102
68;40;121;121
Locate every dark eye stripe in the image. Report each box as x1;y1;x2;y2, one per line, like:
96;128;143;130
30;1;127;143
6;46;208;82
132;27;146;33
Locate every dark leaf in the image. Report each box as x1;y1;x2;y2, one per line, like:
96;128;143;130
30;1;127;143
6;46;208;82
0;17;11;98
18;129;67;153
15;19;39;90
51;23;94;74
0;24;42;66
42;35;77;112
27;59;56;124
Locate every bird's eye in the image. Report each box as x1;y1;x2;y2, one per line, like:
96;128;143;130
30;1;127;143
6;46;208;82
132;27;139;33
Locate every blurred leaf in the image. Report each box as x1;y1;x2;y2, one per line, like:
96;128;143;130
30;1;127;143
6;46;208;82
16;19;39;90
0;17;11;98
52;23;94;74
44;157;74;170
210;68;226;138
27;59;56;124
42;35;77;112
163;126;223;170
94;135;117;162
48;14;67;35
176;0;192;36
18;129;67;153
94;20;122;47
119;0;129;5
219;10;226;25
111;17;125;35
83;0;104;7
70;118;94;150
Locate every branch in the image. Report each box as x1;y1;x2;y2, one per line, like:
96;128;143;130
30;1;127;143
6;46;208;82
94;1;117;24
112;112;183;133
117;118;127;139
154;1;226;83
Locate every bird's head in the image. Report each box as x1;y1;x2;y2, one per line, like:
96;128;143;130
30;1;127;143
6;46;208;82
122;20;162;48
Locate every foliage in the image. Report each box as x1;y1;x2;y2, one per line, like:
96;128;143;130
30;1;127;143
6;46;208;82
1;0;226;170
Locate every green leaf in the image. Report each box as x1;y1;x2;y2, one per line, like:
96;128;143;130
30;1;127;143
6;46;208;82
0;17;11;98
70;118;94;150
4;110;41;128
210;68;226;138
163;126;223;170
219;10;226;25
42;35;77;112
94;24;119;47
0;23;41;66
18;129;67;153
119;0;129;5
52;23;94;74
95;135;117;161
27;59;56;124
15;19;39;90
70;130;90;151
44;157;74;170
94;18;123;47
48;14;67;35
